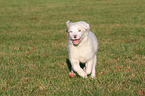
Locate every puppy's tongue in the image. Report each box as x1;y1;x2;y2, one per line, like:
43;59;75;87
73;39;80;44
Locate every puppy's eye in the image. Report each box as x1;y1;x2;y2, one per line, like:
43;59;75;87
78;30;81;32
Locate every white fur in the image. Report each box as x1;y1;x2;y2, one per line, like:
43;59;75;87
66;20;98;78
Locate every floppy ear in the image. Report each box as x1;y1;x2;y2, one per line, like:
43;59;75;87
66;20;70;27
80;21;90;31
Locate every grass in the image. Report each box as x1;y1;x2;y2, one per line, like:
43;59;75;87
0;0;145;95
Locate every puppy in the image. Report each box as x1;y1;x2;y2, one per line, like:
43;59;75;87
66;20;98;78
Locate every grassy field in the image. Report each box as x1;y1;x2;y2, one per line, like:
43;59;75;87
0;0;145;95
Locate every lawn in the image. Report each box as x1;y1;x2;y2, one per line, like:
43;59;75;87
0;0;144;95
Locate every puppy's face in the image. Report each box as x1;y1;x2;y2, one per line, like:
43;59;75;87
67;25;85;45
66;21;90;45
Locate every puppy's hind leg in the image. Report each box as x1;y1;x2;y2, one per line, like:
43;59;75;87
69;66;76;77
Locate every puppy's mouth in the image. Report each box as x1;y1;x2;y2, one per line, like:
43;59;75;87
72;39;81;45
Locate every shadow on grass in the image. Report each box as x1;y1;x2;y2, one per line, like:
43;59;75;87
66;59;71;71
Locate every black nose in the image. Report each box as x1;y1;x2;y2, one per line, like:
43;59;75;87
73;35;77;38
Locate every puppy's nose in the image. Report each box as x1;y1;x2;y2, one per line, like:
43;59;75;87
73;35;77;39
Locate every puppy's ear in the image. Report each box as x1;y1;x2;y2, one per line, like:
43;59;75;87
66;20;70;27
80;21;90;31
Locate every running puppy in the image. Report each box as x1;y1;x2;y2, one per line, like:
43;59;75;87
66;20;98;78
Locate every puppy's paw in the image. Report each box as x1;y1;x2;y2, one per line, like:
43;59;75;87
69;72;76;77
83;75;87;78
80;72;87;78
91;74;96;78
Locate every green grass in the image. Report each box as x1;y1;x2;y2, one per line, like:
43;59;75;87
0;0;145;95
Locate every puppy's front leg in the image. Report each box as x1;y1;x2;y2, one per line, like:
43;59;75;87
70;59;87;78
86;55;97;78
85;59;94;75
91;55;97;78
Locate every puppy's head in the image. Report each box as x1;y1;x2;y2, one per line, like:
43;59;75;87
66;20;90;45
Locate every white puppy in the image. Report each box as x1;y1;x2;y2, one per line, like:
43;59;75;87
66;20;98;78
